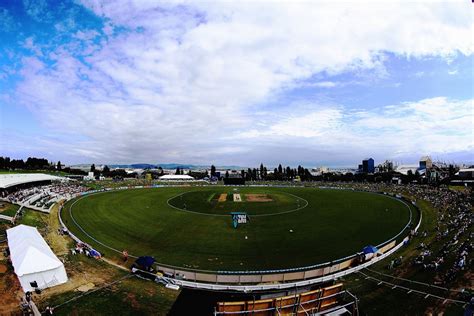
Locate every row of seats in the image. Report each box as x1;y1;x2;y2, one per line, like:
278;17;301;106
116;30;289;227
216;283;346;315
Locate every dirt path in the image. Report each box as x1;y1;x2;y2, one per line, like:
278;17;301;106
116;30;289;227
0;272;22;315
44;201;70;256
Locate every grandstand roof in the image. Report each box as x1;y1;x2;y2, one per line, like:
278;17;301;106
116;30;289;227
158;174;195;180
394;165;419;175
0;173;65;189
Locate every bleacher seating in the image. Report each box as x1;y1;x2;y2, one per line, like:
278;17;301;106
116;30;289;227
215;283;357;315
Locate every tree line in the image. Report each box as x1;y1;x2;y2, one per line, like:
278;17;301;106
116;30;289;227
210;163;313;181
0;156;51;170
0;156;88;175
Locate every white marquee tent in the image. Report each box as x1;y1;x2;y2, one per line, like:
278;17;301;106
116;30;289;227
7;224;68;292
158;174;195;181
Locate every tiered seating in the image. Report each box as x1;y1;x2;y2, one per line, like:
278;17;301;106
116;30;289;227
216;283;354;315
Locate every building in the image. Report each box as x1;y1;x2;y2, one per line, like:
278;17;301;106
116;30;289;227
0;173;66;196
394;165;422;176
419;156;432;170
362;158;375;173
455;168;474;179
84;171;96;181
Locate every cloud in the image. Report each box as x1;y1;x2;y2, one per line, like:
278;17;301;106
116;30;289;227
0;8;17;33
6;1;474;164
22;0;52;23
239;97;473;162
308;81;339;88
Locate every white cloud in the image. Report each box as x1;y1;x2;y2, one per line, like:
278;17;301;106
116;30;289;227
240;97;473;161
310;81;338;88
8;1;474;164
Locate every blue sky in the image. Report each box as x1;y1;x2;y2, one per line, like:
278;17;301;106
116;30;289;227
0;0;473;167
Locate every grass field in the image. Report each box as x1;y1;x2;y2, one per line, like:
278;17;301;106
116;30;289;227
62;187;412;271
0;203;19;217
168;188;304;215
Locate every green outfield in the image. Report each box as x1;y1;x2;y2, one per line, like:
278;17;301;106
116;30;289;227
61;187;412;271
168;188;305;215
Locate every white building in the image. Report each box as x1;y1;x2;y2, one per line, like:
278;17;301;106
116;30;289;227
455;168;474;178
84;171;95;181
395;165;420;176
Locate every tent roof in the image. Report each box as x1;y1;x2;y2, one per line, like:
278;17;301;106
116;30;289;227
7;225;64;276
135;256;156;268
158;174;194;180
362;245;379;254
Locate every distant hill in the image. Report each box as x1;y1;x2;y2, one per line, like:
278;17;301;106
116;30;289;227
108;163;245;170
110;163;158;169
108;163;197;170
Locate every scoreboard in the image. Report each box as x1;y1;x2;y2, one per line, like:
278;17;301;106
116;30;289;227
230;212;250;228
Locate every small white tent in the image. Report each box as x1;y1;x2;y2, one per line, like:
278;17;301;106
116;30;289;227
7;224;68;292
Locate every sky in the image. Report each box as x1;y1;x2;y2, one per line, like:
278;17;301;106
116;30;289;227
0;0;473;167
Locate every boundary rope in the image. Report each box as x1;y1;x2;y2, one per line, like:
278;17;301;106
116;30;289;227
364;268;466;293
47;274;134;312
356;270;469;305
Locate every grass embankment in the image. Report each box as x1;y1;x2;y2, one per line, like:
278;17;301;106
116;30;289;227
0;203;20;217
341;198;466;315
36;255;178;316
17;208;49;229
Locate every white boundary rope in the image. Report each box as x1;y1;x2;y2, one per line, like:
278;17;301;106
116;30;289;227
357;270;468;305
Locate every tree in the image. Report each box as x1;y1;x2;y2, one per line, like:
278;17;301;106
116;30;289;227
260;163;264;180
448;164;456;177
176;167;180;175
210;165;216;177
278;164;283;175
57;161;62;171
252;168;257;181
11;159;25;169
90;164;96;172
225;170;229;178
102;165;110;176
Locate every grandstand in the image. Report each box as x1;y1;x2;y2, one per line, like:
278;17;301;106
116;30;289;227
0;174;86;214
0;173;66;196
214;283;358;315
